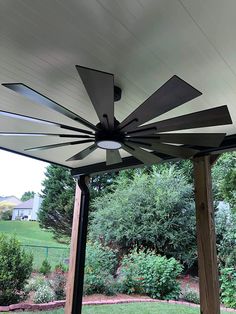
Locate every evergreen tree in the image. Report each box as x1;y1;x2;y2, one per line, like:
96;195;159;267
38;164;116;240
38;165;75;241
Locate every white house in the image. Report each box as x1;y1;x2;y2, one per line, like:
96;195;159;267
12;194;42;221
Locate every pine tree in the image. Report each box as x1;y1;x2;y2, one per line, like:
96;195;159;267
38;164;75;241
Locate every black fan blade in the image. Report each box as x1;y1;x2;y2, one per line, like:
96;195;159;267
127;138;198;158
0;110;93;135
119;76;202;131
66;144;97;161
122;142;162;164
25;139;94;152
0;132;94;138
129;133;226;147
76;65;114;129
127;105;232;136
2;83;97;131
106;150;122;165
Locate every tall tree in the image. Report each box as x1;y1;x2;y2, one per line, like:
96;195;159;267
38;165;76;241
90;167;197;269
212;151;236;209
21;191;35;202
38;164;117;240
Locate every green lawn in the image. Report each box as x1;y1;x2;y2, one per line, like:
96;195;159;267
0;221;69;269
24;303;230;314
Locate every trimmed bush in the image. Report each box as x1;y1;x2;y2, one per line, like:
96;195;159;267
0;234;33;305
33;284;55;303
84;242;118;295
119;248;183;300
220;267;236;309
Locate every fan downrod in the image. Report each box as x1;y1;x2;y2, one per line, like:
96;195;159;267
114;85;122;102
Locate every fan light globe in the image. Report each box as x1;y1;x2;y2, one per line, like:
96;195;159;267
97;140;121;150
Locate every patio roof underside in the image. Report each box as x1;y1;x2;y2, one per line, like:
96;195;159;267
0;0;236;176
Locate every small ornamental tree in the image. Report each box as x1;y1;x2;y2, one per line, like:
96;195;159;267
0;234;33;305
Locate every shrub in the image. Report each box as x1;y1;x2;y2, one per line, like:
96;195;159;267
119;248;183;300
39;259;51;275
24;275;47;293
90;168;196;269
181;285;200;304
84;242;118;295
50;271;66;300
33;285;55;304
54;262;68;273
220;267;236;309
1;209;12;220
0;234;33;305
215;207;236;269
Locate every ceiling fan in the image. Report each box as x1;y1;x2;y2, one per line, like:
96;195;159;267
1;65;232;166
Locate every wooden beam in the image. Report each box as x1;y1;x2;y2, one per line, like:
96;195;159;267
209;154;220;166
193;156;220;314
65;182;82;314
65;176;90;314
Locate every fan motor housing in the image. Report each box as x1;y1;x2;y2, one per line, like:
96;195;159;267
95;127;124;150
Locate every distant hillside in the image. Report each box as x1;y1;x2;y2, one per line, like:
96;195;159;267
0;221;69;269
0;221;66;247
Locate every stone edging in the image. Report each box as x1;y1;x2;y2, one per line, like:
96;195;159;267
0;298;236;312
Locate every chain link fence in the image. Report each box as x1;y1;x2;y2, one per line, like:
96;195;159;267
21;244;70;270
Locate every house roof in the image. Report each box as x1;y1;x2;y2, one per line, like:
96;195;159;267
14;198;34;210
0;1;236;175
0;196;21;204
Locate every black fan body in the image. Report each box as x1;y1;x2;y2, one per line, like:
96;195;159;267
1;65;232;166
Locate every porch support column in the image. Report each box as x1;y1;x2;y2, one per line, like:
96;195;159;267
193;156;220;314
65;175;90;314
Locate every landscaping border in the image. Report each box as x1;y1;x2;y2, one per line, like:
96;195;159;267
0;299;236;312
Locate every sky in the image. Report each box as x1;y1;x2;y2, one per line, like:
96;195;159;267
0;150;48;199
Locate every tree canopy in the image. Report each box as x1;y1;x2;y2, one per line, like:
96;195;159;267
38;152;235;270
89;166;197;268
21;191;35;202
38;165;75;241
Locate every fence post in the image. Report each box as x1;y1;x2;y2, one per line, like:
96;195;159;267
45;246;49;259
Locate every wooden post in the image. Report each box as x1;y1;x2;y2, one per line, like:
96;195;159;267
193;156;220;314
65;176;90;314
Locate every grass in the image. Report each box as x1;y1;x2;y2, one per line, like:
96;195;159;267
0;221;69;269
23;303;230;314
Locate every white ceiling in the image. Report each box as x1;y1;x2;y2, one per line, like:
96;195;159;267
0;0;236;169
